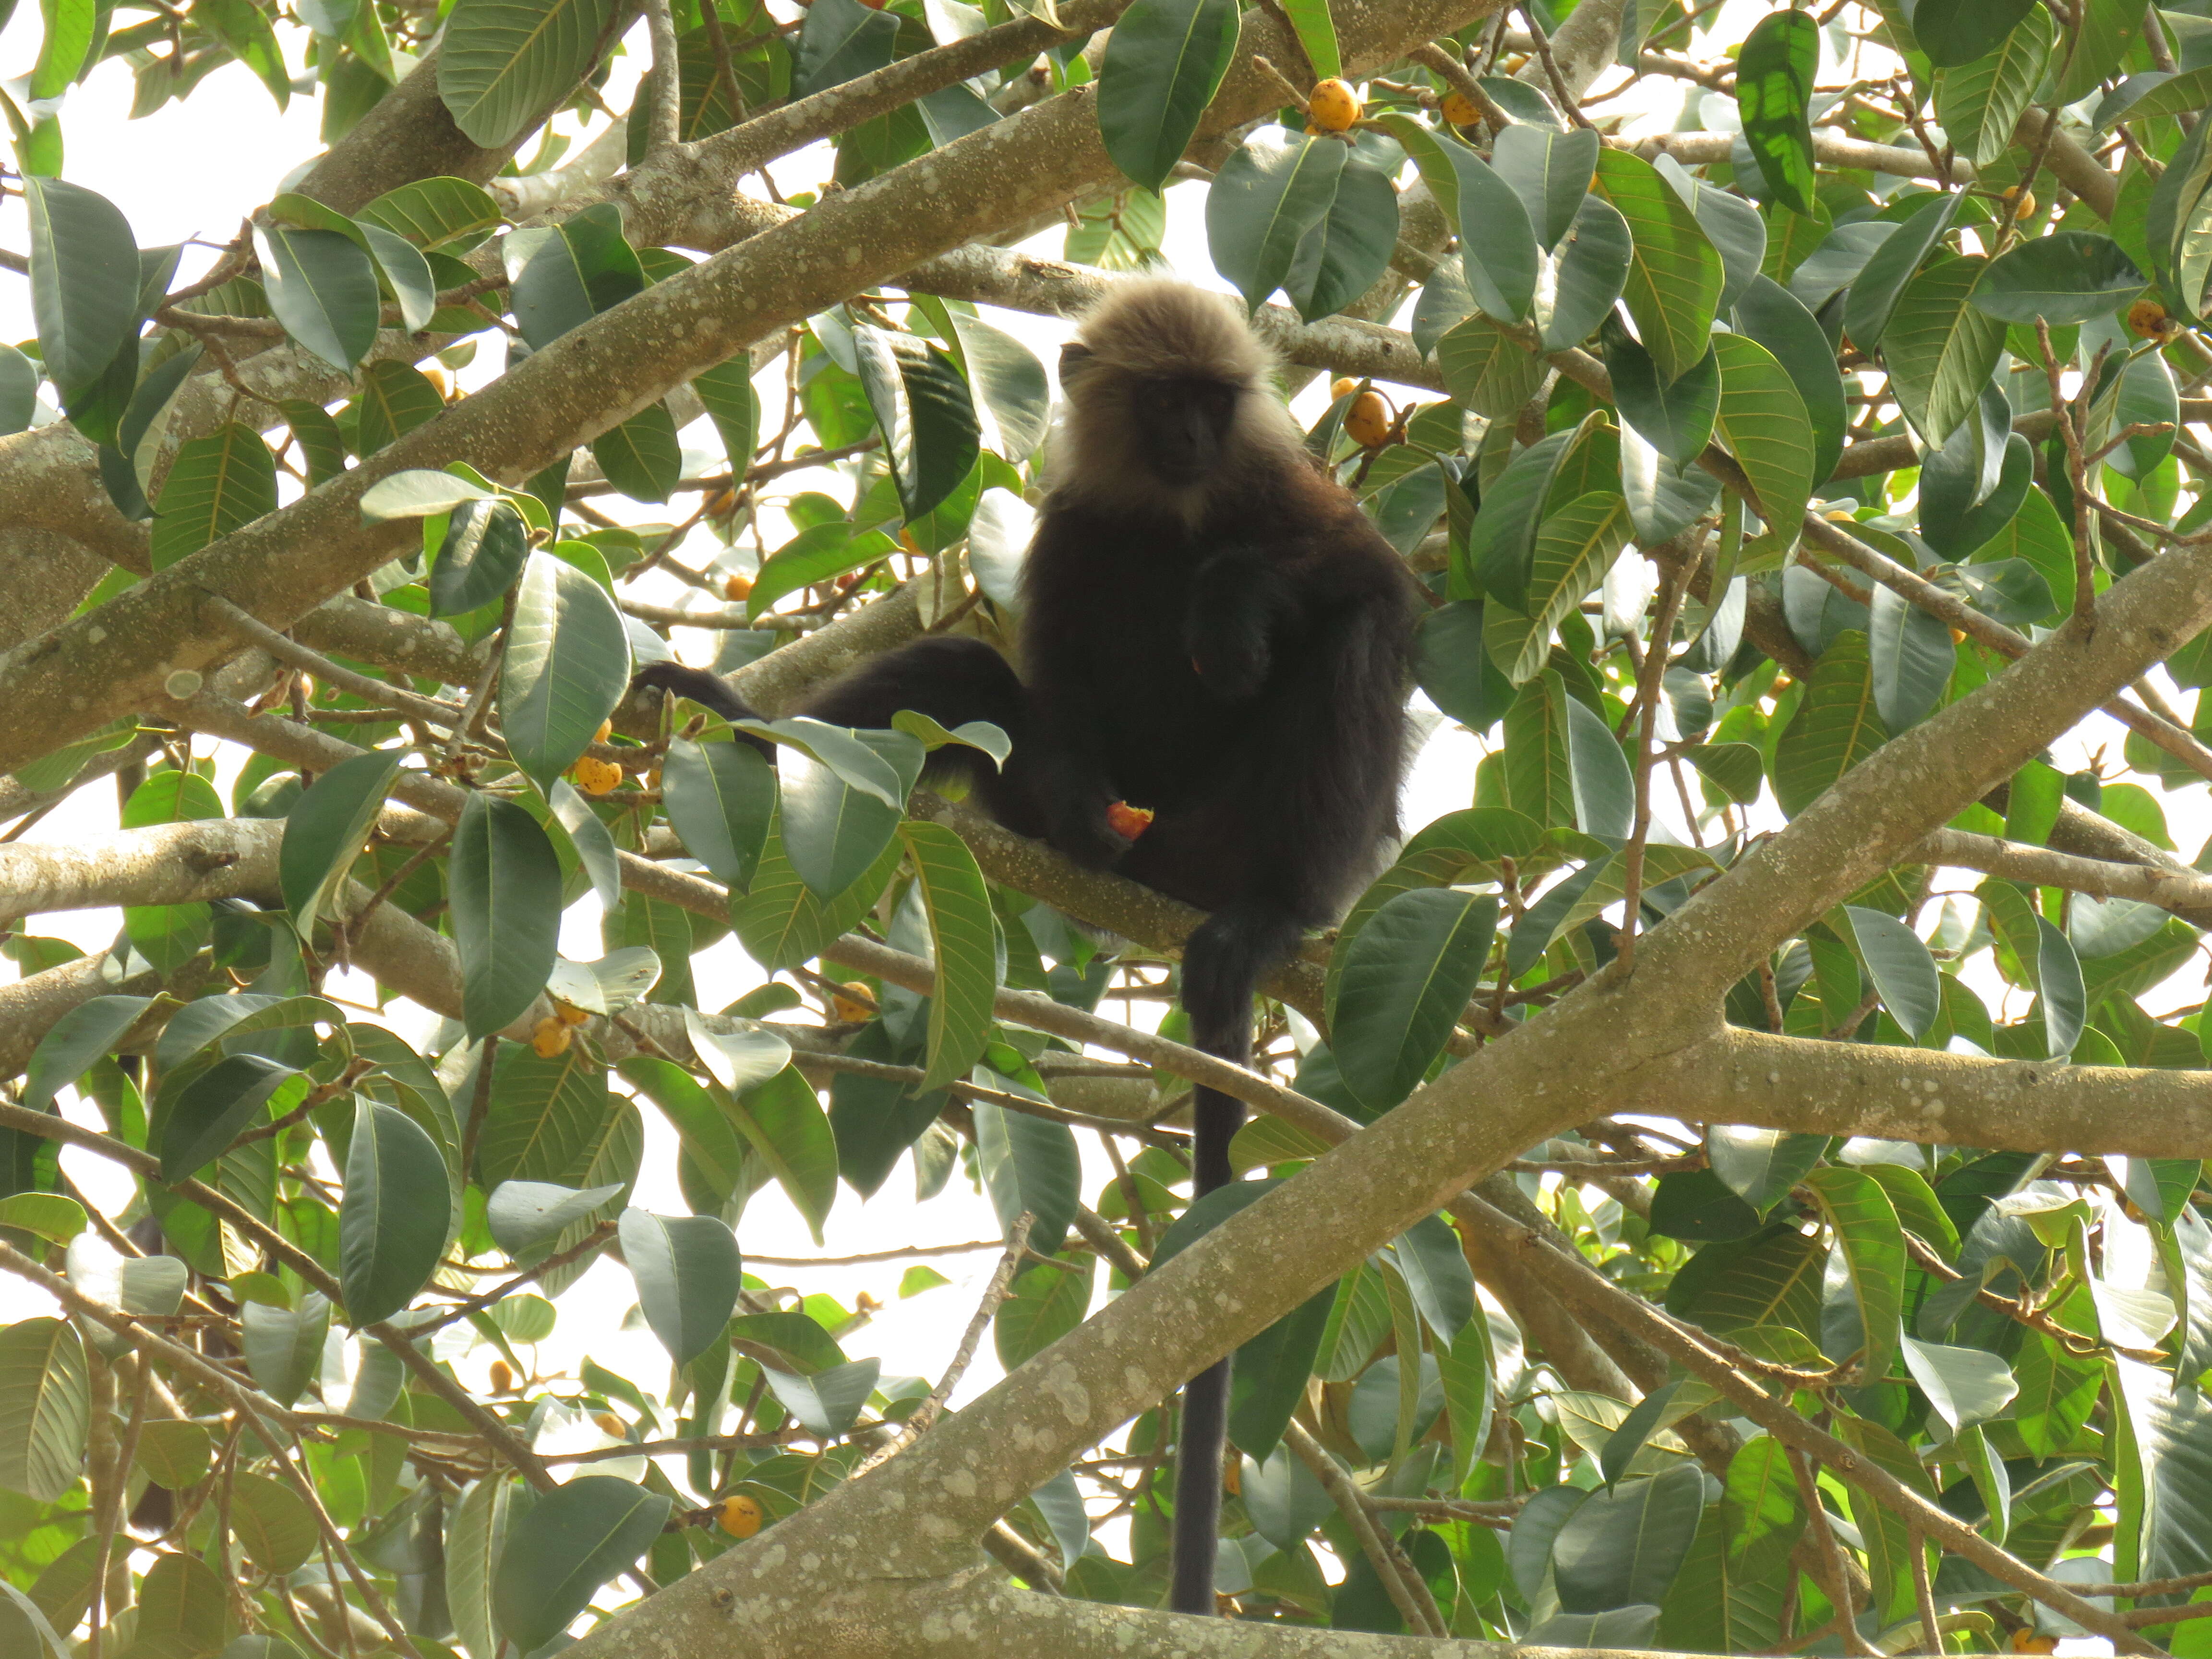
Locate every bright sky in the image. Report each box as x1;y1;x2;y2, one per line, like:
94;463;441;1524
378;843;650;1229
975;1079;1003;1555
1;0;2205;1578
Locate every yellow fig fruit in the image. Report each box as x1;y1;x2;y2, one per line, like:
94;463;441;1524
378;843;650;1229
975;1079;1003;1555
1308;78;1361;132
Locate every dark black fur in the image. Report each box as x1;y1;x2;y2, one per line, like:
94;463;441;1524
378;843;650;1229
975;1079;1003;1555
634;281;1417;1616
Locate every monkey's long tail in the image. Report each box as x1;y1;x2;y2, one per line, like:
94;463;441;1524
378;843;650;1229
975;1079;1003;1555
1167;907;1303;1617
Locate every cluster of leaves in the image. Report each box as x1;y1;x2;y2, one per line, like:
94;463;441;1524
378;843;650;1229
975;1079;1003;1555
8;0;2212;1650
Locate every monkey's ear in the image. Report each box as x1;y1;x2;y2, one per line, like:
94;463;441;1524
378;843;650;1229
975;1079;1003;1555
1058;341;1094;378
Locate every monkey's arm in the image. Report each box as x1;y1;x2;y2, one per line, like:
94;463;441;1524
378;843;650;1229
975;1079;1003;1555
1182;552;1300;702
628;662;778;759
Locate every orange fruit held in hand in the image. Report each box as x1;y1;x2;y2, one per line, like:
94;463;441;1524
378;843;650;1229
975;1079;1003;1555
1308;78;1361;132
1106;801;1155;840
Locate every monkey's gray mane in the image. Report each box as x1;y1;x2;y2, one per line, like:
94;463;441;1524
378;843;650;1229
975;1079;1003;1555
1048;279;1307;523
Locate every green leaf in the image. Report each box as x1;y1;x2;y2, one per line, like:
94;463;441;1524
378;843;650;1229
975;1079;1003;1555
279;747;400;931
1094;0;1239;193
1732;274;1847;487
792;0;898;96
22;995;153;1113
281;397;346;488
995;1252;1096;1369
437;0;619;147
430;498;529;616
1885;256;2008;449
449;792;563;1039
759;1357;881;1435
618;1208;741;1365
340;1102;450;1326
693;356;760;473
1205;131;1346;314
1913;0;2038;67
158;1054;300;1182
1485;490;1631;685
1773;631;1887;817
352;358;445;457
1803;1165;1905;1381
148;423;276;569
1590;148;1723;386
2050;0;2133;105
974;1099;1079;1253
486;1178;625;1258
132;1418;212;1491
507;205;644;350
358;467;493;521
1711;331;1815;543
2033;915;2086;1058
589;400;682;504
1543;194;1633;350
1843;904;1941;1040
1330;889;1498;1114
254;224;381;372
0;1320;88;1501
729;1067;840;1241
1284;156;1399;324
1707;1126;1826;1211
1900;1334;2019;1434
1565;691;1635;840
228;1471;318;1573
2148;117;2212;317
1552;1464;1707;1612
1654;156;1767;312
478;1047;629;1197
502;550;631;796
23;176;137;397
357;176;506;251
128;1554;228;1658
241;1292;331;1406
780;751;904;901
661;738;775;894
1867;582;1956;734
0;345;37;437
1607;329;1717;464
1278;0;1338;78
1735;10;1817;214
897;821;998;1090
1843;191;1960;351
1492;124;1600;250
491;1475;671;1652
1436;311;1545;418
28;0;95;102
1971;231;2148;325
1501;669;1577;828
932;310;1049;466
851;325;980;522
1934;6;2053;167
357;221;436;335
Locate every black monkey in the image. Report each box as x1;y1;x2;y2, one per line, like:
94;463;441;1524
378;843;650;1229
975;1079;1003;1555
635;279;1418;1614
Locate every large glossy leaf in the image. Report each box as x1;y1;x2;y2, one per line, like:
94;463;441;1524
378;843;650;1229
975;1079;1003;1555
1708;1126;1826;1211
1608;328;1717;464
974;1099;1080;1253
1094;0;1239;193
449;792;563;1039
1542;194;1633;350
1331;889;1498;1115
1803;1165;1905;1381
760;1357;881;1435
779;748;904;901
1711;331;1814;541
431;498;529;616
1436;311;1545;418
1735;10;1816;214
486;1178;625;1259
994;1251;1096;1369
1485;491;1631;684
23;177;138;397
728;1067;840;1240
158;1054;301;1181
508;205;644;350
850;325;980;523
1914;0;2038;66
438;0;618;147
1971;231;2148;325
1284;156;1399;324
279;747;399;932
226;1471;317;1576
241;1293;331;1406
491;1475;671;1651
1590;148;1723;387
1935;6;2053;167
1773;631;1887;816
1493;124;1600;250
255;224;381;372
1843;904;1942;1040
1732;275;1846;486
589;401;681;504
1866;581;1956;735
0;1320;88;1502
340;1102;450;1326
502;550;631;795
1843;191;1960;351
661;737;775;895
2033;915;2086;1058
1655;156;1767;312
1205;131;1346;314
1552;1464;1707;1612
21;995;154;1113
934;307;1050;464
897;821;998;1090
357;176;505;251
793;0;899;96
619;1207;741;1365
148;423;277;569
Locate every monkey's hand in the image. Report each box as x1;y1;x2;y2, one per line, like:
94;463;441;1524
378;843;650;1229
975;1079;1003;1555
1184;554;1283;701
1050;802;1138;870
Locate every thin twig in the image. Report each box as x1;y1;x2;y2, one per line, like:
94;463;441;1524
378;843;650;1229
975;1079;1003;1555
643;0;685;156
1617;564;1690;971
1283;1420;1446;1635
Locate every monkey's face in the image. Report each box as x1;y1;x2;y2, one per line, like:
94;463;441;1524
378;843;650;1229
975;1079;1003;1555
1129;377;1240;488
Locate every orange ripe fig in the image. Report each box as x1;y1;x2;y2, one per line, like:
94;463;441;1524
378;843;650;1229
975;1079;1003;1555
2001;185;2036;219
1308;78;1361;132
1345;389;1393;448
1440;91;1480;128
2128;298;2172;339
831;981;876;1022
570;756;623;796
593;1412;626;1438
531;1018;572;1058
1330;376;1358;402
723;570;754;601
1106;801;1155;840
488;1359;514;1393
554;999;590;1027
719;1495;764;1538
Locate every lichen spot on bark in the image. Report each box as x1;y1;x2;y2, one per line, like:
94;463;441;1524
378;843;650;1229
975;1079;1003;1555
944;1466;978;1498
1043;1360;1090;1424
